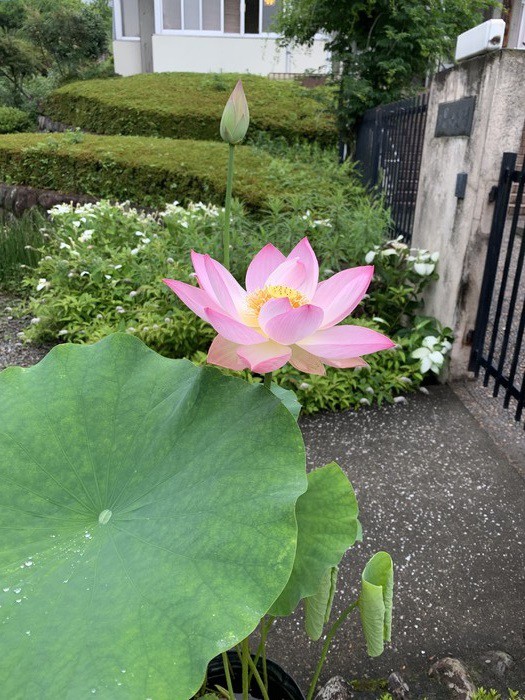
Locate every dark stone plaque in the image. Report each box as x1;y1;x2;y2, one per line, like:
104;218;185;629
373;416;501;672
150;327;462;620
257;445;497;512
435;96;476;137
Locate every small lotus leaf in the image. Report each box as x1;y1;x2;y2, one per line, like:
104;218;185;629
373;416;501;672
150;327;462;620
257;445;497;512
269;462;359;617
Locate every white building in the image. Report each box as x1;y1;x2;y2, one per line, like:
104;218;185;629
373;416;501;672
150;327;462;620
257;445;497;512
112;0;330;76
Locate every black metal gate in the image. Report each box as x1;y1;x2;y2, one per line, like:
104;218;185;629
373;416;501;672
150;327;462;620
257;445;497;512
354;93;428;244
469;152;525;424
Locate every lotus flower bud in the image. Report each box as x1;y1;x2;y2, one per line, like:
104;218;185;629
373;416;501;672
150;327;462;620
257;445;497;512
220;80;250;145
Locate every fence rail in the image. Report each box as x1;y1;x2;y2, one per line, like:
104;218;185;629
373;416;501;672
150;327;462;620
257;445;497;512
354;93;428;244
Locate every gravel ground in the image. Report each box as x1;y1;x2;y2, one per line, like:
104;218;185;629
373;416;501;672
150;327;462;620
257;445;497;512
0;291;52;370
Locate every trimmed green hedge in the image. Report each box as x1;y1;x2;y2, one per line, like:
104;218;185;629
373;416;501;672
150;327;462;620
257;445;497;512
43;73;337;145
0;132;349;209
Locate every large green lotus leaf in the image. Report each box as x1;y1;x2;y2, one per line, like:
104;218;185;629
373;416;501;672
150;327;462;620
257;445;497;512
358;552;394;657
269;462;359;617
0;333;307;699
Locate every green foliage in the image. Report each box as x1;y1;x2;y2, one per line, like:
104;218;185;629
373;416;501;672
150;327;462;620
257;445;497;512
15;199;446;413
0;131;380;211
0;332;307;697
380;690;525;700
270;463;360;620
24;3;109;79
276;0;495;132
0;209;45;288
0;104;31;133
0;28;44;108
43;72;337;145
0;0;111;113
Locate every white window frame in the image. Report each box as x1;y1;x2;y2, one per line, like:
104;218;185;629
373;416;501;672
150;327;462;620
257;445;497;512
156;0;282;38
114;0;141;41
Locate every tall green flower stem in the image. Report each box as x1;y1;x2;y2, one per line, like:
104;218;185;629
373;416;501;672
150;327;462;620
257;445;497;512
263;372;272;390
241;637;250;700
221;652;235;700
223;143;235;269
306;601;359;700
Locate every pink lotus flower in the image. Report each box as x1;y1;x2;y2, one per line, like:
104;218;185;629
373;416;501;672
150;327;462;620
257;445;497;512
163;238;394;375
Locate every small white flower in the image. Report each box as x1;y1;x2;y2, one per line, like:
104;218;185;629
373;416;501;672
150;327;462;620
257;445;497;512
78;230;94;242
365;251;376;264
382;248;397;256
135;231;144;237
359;397;371;406
57;329;68;336
131;248;140;255
398;376;412;384
104;274;112;280
413;262;435;276
181;221;189;229
430;251;440;262
298;382;311;390
36;278;49;291
67;272;75;278
166;257;174;264
72;221;81;228
96;314;103;319
129;290;138;298
422;336;439;349
114;264;123;270
365;387;374;395
59;242;71;250
30;317;40;325
126;327;136;333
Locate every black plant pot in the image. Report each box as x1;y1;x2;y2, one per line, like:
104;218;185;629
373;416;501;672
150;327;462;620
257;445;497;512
205;651;305;700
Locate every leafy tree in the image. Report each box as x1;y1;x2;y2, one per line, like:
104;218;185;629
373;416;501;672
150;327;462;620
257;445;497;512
0;28;45;106
24;3;110;78
277;0;495;136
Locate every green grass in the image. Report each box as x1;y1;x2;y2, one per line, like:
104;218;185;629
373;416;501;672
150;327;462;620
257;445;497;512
43;72;337;145
0;210;45;288
0;132;363;210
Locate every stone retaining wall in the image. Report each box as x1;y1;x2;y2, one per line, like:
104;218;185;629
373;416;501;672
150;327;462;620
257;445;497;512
0;183;96;217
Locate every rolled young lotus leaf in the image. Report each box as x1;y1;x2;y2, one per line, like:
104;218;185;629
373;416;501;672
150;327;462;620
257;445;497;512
0;333;307;699
358;551;394;657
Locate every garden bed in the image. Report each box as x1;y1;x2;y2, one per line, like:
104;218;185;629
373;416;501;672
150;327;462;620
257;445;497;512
43;73;337;145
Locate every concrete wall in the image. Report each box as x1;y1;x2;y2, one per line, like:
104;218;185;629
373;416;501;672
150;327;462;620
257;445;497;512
113;40;143;75
412;50;525;378
150;35;328;74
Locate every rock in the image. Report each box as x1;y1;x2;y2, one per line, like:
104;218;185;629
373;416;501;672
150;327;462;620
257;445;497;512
314;676;352;700
428;657;476;699
481;650;514;678
388;671;409;698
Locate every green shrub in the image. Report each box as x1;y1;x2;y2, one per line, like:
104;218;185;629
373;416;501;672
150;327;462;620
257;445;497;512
0;132;376;211
17;200;449;413
43;72;337;145
0;105;31;133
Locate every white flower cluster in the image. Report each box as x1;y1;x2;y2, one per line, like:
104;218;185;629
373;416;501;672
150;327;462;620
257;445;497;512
411;335;452;374
365;237;439;277
160;201;222;220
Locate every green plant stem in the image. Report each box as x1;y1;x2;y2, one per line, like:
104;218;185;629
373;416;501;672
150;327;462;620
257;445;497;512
245;652;271;700
223;143;235;269
221;652;235;700
249;615;275;688
263;372;272;390
306;601;359;700
241;638;250;700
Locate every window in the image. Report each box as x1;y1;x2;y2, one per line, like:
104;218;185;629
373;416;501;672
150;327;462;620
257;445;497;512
161;0;281;34
121;0;140;37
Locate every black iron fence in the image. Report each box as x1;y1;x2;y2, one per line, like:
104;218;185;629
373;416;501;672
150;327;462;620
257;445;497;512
354;93;428;244
469;152;525;424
